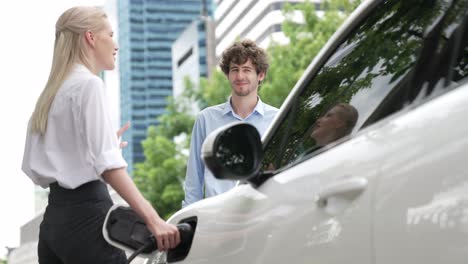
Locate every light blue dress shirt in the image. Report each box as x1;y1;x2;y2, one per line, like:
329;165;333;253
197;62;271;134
182;97;278;207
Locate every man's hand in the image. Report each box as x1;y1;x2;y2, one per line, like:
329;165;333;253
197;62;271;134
117;121;130;149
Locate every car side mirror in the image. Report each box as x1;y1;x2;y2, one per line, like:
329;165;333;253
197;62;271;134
202;122;263;181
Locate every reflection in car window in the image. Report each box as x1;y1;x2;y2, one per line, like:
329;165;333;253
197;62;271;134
262;0;468;172
448;3;468;84
453;39;468;83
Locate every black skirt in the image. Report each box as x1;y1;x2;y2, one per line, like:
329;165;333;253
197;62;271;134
38;180;126;264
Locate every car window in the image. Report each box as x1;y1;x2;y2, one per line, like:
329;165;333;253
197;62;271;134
448;2;468;84
261;0;468;173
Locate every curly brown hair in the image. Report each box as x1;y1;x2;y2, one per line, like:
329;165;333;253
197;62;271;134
219;39;269;76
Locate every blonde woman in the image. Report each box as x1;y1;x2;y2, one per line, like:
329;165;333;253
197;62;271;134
22;6;179;263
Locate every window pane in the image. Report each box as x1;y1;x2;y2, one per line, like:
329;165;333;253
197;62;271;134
451;6;468;83
262;0;460;171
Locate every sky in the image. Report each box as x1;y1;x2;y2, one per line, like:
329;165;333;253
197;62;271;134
0;0;110;258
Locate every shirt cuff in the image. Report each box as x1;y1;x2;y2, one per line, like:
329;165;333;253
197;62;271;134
94;148;128;176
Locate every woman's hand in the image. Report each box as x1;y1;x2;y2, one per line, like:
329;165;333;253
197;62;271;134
102;168;181;252
147;218;181;252
116;121;130;148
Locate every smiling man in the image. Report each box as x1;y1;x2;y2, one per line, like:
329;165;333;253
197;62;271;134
182;39;278;207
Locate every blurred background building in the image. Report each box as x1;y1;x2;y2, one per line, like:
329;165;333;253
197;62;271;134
118;0;214;172
214;0;310;57
172;18;214;100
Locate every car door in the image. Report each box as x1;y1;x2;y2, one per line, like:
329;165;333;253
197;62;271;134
373;84;468;264
372;2;468;263
250;133;378;264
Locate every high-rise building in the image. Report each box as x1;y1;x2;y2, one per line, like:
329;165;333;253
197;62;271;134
172;18;214;100
118;0;214;172
214;0;317;58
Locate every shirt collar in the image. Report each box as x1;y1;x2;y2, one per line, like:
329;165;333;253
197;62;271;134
72;63;92;74
221;96;265;116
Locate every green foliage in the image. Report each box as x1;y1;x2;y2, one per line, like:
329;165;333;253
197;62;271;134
134;0;361;218
260;0;360;108
156;97;195;138
197;71;231;109
133;91;195;219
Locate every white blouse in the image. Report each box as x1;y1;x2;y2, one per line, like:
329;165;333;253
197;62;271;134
22;64;127;189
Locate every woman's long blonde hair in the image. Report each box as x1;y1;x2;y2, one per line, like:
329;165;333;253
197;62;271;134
30;6;107;134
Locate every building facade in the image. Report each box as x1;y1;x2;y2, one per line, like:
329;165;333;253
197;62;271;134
172;18;214;100
214;0;319;57
118;0;214;172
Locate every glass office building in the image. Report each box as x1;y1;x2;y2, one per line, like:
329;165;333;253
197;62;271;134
118;0;213;172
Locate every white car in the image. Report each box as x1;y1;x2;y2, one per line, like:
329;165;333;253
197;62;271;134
108;0;468;263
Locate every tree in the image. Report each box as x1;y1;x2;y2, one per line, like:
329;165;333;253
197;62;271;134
133;79;195;219
194;70;231;109
260;0;361;107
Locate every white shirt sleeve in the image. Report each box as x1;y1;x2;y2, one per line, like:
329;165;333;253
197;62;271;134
80;77;127;176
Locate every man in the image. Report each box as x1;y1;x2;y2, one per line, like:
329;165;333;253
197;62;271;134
182;39;278;207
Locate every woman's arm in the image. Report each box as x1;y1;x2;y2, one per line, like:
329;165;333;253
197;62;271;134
78;79;179;250
102;168;180;251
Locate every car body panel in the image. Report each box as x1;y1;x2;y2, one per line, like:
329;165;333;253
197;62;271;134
372;83;468;264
